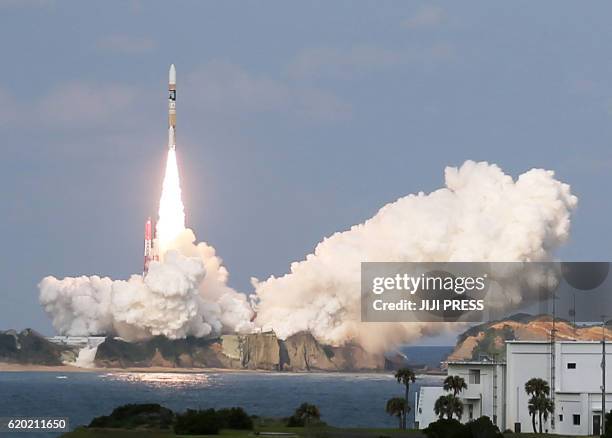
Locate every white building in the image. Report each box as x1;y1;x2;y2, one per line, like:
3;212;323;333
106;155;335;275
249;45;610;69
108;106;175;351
507;341;612;436
415;340;612;436
415;359;506;430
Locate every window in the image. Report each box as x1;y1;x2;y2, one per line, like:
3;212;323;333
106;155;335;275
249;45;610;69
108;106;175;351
573;414;580;425
559;414;563;422
567;362;576;369
469;369;481;384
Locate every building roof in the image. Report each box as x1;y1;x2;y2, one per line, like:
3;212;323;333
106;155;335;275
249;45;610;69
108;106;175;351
445;360;506;366
506;340;612;345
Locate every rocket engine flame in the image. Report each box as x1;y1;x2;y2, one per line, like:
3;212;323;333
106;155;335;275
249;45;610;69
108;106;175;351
156;142;185;257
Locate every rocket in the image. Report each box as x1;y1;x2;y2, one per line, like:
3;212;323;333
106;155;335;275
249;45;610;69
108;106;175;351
168;64;176;150
143;64;175;275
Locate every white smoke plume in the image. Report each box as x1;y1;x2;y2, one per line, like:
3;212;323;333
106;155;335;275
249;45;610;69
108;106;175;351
252;161;578;352
39;146;255;341
39;233;255;340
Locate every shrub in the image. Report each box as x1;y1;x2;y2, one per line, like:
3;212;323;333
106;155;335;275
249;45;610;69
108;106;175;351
88;403;174;429
424;416;503;438
459;416;503;438
287;402;321;427
174;408;220;435
217;407;254;430
423;418;463;438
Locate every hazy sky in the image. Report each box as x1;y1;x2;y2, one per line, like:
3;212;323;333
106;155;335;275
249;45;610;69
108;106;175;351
2;1;612;341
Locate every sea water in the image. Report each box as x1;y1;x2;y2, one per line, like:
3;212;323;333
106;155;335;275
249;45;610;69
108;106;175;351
0;371;443;436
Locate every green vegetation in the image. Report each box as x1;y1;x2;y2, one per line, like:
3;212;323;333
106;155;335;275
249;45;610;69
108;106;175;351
79;403;255;436
386;397;408;430
605;410;612;437
89;403;174;429
433;394;463;420
286;402;322;427
394;367;416;429
443;375;467;397
524;378;553;434
424;416;502;438
174;409;222;435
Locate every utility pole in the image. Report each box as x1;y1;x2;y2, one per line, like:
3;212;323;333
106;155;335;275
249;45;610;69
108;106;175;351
602;315;607;437
550;292;557;431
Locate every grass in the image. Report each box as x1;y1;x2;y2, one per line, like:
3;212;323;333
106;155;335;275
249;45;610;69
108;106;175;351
61;428;602;438
60;425;426;438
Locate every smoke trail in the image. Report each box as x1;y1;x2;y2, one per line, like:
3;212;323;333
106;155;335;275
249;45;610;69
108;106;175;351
252;161;578;352
156;148;185;256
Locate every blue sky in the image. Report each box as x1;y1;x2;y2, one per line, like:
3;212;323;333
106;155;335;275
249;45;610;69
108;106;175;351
1;1;612;339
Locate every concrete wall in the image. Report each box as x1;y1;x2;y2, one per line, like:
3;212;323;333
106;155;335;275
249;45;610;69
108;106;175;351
415;386;445;429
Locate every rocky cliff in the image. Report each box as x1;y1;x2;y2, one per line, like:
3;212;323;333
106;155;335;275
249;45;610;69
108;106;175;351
94;330;392;372
0;329;76;365
447;313;612;362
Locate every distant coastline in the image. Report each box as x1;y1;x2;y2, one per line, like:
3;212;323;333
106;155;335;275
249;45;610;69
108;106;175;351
0;363;447;377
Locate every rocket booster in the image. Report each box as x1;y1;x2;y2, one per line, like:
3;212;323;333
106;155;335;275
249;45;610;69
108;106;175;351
168;64;176;150
143;217;153;275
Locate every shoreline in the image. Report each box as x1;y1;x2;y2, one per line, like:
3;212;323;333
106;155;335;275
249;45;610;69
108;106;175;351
0;362;445;376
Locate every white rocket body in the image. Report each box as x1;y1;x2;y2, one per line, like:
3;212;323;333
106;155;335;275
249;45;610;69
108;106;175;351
168;64;176;150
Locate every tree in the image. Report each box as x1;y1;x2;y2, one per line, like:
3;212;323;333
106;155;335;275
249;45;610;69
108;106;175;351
386;397;408;430
531;395;554;434
293;403;321;427
447;395;464;421
434;394;463;420
541;397;554;433
443;375;467;397
604;410;612;438
525;378;550;398
395;368;416;429
527;397;538;433
525;378;552;434
434;395;448;420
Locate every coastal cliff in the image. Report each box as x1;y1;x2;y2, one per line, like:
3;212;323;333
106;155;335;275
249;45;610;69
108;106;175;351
0;329;76;365
93;331;392;372
447;313;612;362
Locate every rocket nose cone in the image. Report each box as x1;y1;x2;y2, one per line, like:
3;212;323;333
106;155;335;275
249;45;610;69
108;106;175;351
169;64;176;84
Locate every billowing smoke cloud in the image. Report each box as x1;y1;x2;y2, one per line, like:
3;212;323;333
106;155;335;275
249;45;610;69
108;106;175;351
40;232;255;340
252;161;578;352
39;160;577;352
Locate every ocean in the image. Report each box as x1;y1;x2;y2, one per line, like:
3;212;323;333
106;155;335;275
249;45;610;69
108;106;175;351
0;370;444;436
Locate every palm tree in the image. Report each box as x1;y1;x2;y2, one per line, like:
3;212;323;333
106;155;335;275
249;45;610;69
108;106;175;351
386;397;408;430
525;378;550;398
443;375;467;396
294;403;321;426
540;397;554;434
525;378;551;433
530;395;554;434
395;368;416;429
434;395;448;420
434;394;463;420
527;396;538;433
447;395;464;420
